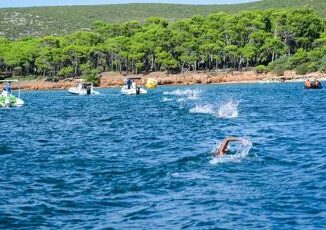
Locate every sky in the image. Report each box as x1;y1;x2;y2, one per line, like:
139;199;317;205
0;0;259;8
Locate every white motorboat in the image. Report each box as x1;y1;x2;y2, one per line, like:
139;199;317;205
121;77;147;95
0;80;24;108
67;81;99;95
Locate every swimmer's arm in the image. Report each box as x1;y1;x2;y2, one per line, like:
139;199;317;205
214;137;241;157
224;137;240;142
213;139;230;156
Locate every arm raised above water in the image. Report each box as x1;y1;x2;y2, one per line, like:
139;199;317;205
213;137;242;157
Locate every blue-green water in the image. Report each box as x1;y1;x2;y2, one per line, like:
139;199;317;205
0;83;325;229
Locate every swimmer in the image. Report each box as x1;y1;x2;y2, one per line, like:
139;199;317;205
213;137;242;157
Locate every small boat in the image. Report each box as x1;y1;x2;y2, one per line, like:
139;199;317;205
67;81;99;95
121;77;147;95
304;80;323;89
0;80;24;108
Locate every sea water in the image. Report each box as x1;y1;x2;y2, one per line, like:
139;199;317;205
0;83;325;228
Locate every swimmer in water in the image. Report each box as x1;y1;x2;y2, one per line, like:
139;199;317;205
213;137;242;157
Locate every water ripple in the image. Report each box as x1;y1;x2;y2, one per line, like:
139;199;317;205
0;83;325;228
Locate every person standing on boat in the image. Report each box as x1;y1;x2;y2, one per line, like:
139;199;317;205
5;81;11;95
126;78;132;89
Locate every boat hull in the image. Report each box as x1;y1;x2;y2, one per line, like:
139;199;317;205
304;86;323;89
0;95;24;107
121;86;147;95
67;88;99;95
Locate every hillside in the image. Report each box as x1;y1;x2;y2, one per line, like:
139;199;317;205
0;0;325;38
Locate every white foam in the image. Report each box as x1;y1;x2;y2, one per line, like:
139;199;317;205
189;100;239;118
218;100;239;118
210;138;252;164
163;89;200;100
162;97;174;102
187;92;200;100
189;104;214;114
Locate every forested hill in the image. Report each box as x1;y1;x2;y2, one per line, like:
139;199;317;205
1;8;325;83
0;0;326;38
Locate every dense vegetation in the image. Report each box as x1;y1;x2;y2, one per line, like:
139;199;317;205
1;0;326;38
0;8;326;83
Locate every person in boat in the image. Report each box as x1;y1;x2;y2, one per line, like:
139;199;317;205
212;137;242;157
126;78;132;89
86;85;91;95
313;79;321;88
5;81;11;94
1;87;7;96
304;79;311;88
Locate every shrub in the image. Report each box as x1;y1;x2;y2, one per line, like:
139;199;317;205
268;56;290;76
271;66;286;76
255;65;269;74
295;62;317;75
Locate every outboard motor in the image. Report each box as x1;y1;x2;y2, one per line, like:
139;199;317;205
86;86;91;95
136;87;140;95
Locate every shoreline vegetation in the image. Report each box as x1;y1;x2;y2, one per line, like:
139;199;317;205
1;8;326;89
1;71;325;91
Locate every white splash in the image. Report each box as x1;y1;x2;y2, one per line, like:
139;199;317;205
210;138;252;164
162;97;174;102
218;100;239;118
189;104;214;114
187;91;200;100
163;89;200;100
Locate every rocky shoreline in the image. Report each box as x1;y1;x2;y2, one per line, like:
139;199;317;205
1;71;325;91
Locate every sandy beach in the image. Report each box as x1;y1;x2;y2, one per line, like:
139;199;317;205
1;70;325;91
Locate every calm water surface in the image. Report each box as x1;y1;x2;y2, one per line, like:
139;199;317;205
0;83;325;229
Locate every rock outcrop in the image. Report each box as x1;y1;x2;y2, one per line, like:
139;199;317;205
1;71;324;91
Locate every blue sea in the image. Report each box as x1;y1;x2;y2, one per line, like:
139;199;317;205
0;83;325;229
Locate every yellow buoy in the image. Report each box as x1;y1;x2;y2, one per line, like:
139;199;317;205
146;78;158;89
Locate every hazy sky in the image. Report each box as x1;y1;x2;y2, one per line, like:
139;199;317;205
0;0;259;8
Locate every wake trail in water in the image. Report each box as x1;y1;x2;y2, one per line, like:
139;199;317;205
210;138;252;164
163;89;200;101
161;97;174;102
